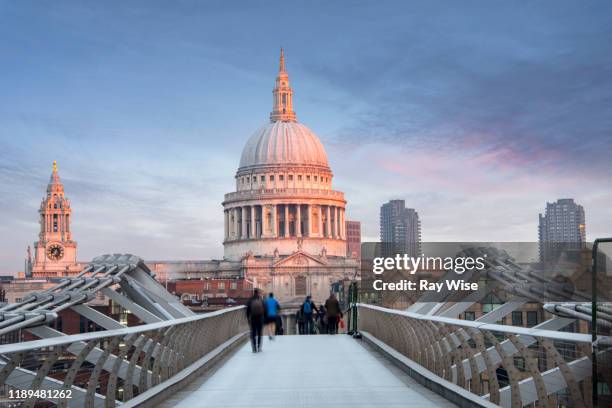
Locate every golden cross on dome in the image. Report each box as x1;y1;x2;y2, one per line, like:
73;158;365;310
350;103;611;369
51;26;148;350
53;160;58;173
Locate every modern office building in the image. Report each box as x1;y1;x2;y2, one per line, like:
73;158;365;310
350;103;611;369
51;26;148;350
380;200;421;257
538;198;586;262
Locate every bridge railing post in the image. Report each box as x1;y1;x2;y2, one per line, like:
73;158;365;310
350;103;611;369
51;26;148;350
347;280;360;337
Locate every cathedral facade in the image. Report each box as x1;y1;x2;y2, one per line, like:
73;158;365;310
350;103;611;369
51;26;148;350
223;50;358;302
221;50;358;303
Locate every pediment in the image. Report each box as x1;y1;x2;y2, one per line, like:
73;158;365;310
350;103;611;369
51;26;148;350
273;251;328;267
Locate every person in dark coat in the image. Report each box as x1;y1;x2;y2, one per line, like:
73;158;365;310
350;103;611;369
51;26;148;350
295;308;305;335
317;304;327;334
246;289;265;352
324;293;342;334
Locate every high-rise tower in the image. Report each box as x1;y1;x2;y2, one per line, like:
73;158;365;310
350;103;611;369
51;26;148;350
31;161;80;277
380;200;421;257
538;198;586;263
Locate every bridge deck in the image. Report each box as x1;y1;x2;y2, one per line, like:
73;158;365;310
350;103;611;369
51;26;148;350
161;335;456;408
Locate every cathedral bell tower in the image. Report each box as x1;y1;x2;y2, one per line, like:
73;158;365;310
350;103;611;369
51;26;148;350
31;161;80;277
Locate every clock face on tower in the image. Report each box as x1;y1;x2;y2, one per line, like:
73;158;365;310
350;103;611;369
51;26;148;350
46;243;64;261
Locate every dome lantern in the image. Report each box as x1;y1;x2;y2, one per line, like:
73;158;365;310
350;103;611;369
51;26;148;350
270;48;297;123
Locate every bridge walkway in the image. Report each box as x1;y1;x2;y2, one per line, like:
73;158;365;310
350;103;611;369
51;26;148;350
160;335;457;408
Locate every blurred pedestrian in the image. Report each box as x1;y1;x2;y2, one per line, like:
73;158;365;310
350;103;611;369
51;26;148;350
301;295;318;334
275;315;284;335
246;289;265;352
265;293;281;340
296;308;305;334
317;304;327;334
324;293;342;334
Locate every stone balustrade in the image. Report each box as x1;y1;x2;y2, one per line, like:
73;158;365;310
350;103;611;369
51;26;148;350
224;188;345;203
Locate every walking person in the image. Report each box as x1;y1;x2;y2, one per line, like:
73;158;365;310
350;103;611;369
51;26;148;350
246;289;265;352
265;293;281;340
301;295;318;335
317;304;328;334
275;314;284;335
324;293;342;334
296;308;305;335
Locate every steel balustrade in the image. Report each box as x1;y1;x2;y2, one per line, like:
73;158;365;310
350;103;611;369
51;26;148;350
357;303;593;408
0;254;249;407
0;306;248;407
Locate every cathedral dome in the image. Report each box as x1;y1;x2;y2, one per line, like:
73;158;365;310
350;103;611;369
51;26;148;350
224;49;347;264
238;121;329;171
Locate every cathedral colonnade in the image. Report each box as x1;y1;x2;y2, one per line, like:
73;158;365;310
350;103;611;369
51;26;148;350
224;203;346;242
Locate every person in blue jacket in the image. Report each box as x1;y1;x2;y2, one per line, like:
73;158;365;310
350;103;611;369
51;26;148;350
301;295;318;335
265;293;281;340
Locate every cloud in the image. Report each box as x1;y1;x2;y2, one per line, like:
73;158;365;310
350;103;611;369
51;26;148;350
1;1;611;273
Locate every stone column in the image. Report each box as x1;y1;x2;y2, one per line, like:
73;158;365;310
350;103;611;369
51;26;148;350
262;206;270;238
227;210;231;239
334;207;339;238
242;206;248;239
251;206;256;239
338;208;342;239
229;208;234;239
296;204;302;237
224;210;229;240
234;208;240;240
340;208;345;239
272;204;278;237
318;205;323;237
261;206;267;238
335;208;339;239
321;205;331;237
284;204;289;237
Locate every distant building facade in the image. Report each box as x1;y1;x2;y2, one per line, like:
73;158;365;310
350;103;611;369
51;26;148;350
31;161;83;278
166;278;254;311
380;200;421;256
538;198;586;262
345;220;361;259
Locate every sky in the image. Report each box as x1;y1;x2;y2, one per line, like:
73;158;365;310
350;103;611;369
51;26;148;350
1;1;611;273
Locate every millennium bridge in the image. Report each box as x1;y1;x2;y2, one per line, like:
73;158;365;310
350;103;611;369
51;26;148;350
0;244;610;407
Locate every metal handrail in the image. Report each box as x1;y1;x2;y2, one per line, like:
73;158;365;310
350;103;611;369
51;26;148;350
0;305;245;355
0;305;248;407
357;303;594;408
357;303;591;343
